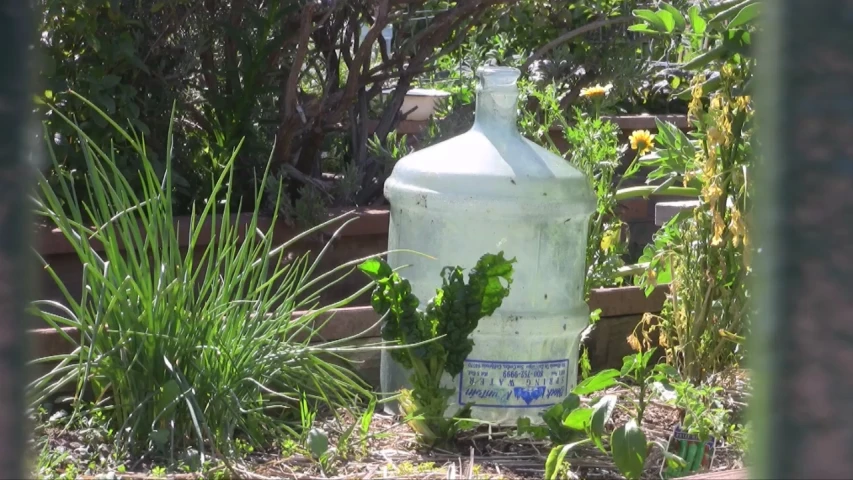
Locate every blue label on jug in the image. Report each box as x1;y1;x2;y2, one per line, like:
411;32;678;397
458;359;571;408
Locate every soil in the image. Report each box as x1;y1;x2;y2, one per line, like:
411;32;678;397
34;371;750;480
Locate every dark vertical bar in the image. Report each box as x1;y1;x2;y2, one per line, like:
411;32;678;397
0;2;32;478
755;1;853;478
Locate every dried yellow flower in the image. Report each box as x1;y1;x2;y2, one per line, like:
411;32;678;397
712;210;726;247
629;130;655;155
706;126;724;146
659;331;669;348
729;208;746;247
736;95;751;111
627;333;642;352
709;94;724;111
702;182;723;205
688;75;706;120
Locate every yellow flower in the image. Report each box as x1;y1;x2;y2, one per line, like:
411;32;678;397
659;330;669;348
580;83;612;100
629;130;655;155
736;95;752;111
721;64;737;81
711;210;726;246
600;229;619;252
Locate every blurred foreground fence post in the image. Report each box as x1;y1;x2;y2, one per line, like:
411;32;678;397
754;1;853;478
0;1;32;478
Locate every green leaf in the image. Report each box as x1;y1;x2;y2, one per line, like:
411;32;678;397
590;395;617;452
656;259;673;284
675;75;722;100
517;416;550;440
465;251;516;318
670;76;681;89
653;363;679;380
545;440;589;480
682;44;727;71
563;407;593;430
573;369;619;395
101;74;122;89
628;24;655;33
611;420;648;480
621;354;639;377
688;6;707;34
701;0;749;16
654;118;678;148
660;3;686;31
358;258;393;280
652;176;678;196
708;0;754;28
155;379;181;420
560;393;581;412
656;10;676;32
307;428;329;458
633;9;667;32
729;3;760;29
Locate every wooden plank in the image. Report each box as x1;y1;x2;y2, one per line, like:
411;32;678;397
678;468;748;480
37;208;390;256
27;302;664;380
589;285;668;317
28;305;383;360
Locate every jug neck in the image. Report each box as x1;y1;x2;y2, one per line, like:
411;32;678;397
472;66;521;138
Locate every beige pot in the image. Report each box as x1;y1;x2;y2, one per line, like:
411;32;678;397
395;88;451;121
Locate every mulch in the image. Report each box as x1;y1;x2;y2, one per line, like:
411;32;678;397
41;371;750;480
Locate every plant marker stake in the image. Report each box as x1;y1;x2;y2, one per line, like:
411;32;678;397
755;1;853;478
0;1;33;478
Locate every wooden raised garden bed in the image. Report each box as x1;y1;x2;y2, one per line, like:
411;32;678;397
28;208;666;387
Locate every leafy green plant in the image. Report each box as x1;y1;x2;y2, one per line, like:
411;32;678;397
617;348;678;426
367;132;412;178
511;369;620;478
624;1;758;381
358;253;515;446
669;379;730;443
520;364;686;480
30;95;378;460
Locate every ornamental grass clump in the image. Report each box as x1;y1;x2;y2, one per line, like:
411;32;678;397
30;94;378;460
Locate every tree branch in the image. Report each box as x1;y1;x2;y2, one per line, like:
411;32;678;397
521;16;633;72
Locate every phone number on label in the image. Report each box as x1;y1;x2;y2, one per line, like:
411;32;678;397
501;370;544;379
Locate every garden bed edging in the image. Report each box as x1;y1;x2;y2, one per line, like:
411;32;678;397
29;208;667;388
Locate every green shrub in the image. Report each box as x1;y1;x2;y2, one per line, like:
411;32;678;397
30;96;377;458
